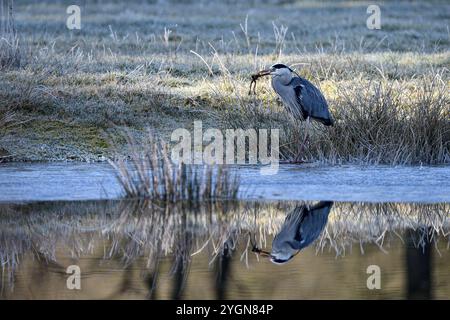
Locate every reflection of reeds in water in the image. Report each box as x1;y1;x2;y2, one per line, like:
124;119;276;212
0;201;448;292
319;203;449;256
109;132;239;201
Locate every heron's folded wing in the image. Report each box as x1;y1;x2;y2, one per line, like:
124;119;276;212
295;202;333;249
290;77;331;122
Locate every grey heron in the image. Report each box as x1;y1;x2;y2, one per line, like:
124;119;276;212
252;201;333;264
251;63;334;163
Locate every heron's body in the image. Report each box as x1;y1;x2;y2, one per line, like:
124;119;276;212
253;63;334;163
270;66;334;126
270;201;333;264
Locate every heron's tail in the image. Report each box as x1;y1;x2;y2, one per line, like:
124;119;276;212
323;118;334;126
313;117;334;126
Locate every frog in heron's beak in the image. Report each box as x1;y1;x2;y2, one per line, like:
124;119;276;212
248;67;274;95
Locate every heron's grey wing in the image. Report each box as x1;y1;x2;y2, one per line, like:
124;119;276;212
271;205;306;253
290;77;333;125
271;77;306;120
294;201;333;250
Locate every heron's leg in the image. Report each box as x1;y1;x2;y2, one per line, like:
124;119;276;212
293;118;310;163
305;117;311;147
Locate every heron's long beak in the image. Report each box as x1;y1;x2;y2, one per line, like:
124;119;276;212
252;246;272;257
257;69;272;77
258;250;271;257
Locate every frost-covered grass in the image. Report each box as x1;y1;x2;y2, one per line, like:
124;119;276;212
0;0;448;163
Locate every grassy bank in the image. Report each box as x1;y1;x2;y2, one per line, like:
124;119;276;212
0;0;449;164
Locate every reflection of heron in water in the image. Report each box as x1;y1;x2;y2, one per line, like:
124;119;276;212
253;201;333;264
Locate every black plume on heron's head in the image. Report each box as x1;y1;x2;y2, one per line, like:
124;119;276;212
271;63;293;72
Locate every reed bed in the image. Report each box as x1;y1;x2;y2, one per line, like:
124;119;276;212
0;108;15;134
109;132;240;201
224;67;450;165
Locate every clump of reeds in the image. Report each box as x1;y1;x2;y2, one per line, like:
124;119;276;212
0;108;16;161
109;131;240;201
0;0;21;70
226;69;449;165
0;108;15;134
313;72;450;165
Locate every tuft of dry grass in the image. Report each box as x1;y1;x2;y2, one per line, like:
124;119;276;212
0;108;18;161
0;108;16;134
0;0;21;70
318;73;450;165
109;131;240;201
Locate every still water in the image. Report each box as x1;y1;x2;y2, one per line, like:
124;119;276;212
0;200;448;299
0;163;449;202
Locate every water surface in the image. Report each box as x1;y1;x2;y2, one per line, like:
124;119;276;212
0;163;449;202
1;163;448;299
1;200;448;299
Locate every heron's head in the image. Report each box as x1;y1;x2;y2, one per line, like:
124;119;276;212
256;64;294;84
252;245;298;265
257;63;293;76
269;249;297;265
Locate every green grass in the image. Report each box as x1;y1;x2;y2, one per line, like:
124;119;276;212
0;0;449;164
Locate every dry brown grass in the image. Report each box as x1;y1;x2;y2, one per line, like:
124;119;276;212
109;131;240;201
225;68;449;165
321;73;449;164
0;108;15;134
0;0;21;70
0;1;448;163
